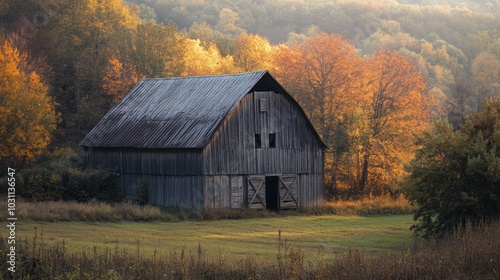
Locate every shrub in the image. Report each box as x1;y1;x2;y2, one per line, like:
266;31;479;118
17;165;65;202
132;180;149;205
404;98;500;238
17;150;123;203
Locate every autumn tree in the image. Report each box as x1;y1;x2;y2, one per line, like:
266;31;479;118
0;41;57;169
358;50;431;195
44;0;140;143
233;32;272;72
183;39;236;76
101;57;140;103
132;22;186;78
471;52;500;111
272;34;364;198
215;8;245;37
188;22;234;56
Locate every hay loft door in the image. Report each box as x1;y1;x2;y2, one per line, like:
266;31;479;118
247;175;298;210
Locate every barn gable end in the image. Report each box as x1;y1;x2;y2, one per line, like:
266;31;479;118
80;71;325;209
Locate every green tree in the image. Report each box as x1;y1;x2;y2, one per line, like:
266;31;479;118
404;98;500;238
45;0;140;143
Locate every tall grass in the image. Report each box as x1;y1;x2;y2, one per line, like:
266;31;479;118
0;200;175;222
2;220;499;279
323;194;416;215
0;196;415;222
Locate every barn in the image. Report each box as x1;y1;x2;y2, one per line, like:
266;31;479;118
79;70;326;209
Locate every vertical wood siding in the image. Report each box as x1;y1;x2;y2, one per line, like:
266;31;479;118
86;148;204;208
86;90;323;209
203;92;324;175
203;91;324;207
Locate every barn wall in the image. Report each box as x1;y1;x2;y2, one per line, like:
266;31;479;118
86;148;203;175
124;174;203;208
203;91;324;175
203;91;324;208
85;148;204;208
298;173;324;208
203;175;246;208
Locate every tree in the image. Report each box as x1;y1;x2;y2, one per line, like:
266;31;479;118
215;8;244;37
101;57;140;103
233;32;272;72
44;0;140;143
132;22;186;78
183;39;235;76
404;98;500;238
272;34;363;198
0;41;57;169
471;52;500;111
358;50;431;196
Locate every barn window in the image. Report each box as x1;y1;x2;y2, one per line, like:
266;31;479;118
269;133;276;148
255;134;262;148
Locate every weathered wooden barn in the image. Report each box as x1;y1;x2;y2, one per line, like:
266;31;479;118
79;70;326;209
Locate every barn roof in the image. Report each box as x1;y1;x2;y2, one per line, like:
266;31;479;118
79;70;326;149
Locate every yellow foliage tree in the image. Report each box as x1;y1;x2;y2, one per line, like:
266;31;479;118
0;41;57;168
183;39;236;76
102;57;140;102
234;33;272;71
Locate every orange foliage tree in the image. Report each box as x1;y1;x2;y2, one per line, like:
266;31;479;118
0;41;57;168
102;57;140;103
272;36;432;198
272;34;364;198
356;50;431;195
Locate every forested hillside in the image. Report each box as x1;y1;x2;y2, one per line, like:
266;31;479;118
0;0;498;198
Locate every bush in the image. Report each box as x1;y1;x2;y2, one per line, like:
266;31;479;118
16;165;65;202
17;150;123;203
403;98;500;238
132;180;149;205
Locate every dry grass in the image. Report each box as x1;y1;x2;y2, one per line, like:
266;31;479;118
0;200;174;222
0;196;414;223
2;220;499;279
324;194;415;215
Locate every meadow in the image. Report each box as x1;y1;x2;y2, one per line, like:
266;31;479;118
2;199;498;279
15;215;414;263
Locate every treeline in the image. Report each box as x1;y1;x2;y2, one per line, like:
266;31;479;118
130;0;500;120
0;0;498;199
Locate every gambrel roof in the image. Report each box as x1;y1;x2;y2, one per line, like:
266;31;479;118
79;70;326;149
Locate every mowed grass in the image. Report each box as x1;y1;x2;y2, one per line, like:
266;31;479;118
16;215;414;262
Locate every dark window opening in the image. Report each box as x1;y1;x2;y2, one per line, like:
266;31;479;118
255;134;262;148
269;133;276;148
265;176;279;210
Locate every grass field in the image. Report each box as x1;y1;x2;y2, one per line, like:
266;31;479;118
16;215;414;262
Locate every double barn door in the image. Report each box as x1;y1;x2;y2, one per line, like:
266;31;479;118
247;174;298;210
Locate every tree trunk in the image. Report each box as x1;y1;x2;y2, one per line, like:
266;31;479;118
359;155;369;196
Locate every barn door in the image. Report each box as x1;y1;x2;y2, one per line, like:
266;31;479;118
247;175;266;209
278;175;299;209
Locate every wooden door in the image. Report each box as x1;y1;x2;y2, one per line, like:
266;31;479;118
247;175;266;209
278;175;299;209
